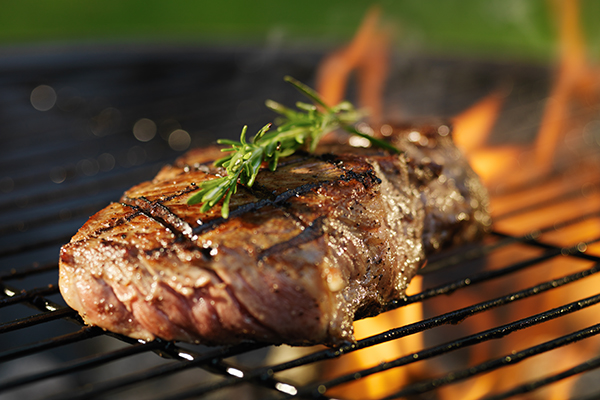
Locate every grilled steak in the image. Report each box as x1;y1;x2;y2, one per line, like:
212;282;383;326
59;122;490;346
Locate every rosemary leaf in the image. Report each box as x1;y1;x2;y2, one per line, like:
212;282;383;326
186;77;400;217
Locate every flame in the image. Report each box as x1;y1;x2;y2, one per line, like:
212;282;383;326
452;0;600;191
535;0;600;169
316;9;428;399
316;6;392;127
442;2;600;398
451;90;516;184
452;90;506;154
314;0;600;398
323;277;425;399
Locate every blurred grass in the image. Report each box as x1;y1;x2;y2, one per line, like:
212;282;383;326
0;0;599;62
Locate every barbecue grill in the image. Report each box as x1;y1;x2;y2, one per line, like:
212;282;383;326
2;44;600;400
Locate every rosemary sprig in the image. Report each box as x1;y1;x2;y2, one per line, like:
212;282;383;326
186;76;399;218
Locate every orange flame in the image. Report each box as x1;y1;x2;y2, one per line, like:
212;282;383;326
454;0;600;191
314;0;600;398
535;0;600;169
451;90;518;185
316;6;392;128
324;277;425;399
316;8;427;399
452;90;506;155
438;3;600;399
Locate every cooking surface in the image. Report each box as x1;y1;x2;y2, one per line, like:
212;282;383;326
1;45;600;399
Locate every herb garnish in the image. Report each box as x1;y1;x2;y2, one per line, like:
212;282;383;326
186;76;399;218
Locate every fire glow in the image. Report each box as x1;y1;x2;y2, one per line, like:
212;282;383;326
313;1;600;399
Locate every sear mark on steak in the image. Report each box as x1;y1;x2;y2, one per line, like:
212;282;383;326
59;123;490;346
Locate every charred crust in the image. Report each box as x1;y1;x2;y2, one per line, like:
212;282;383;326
87;152;383;265
406;158;443;187
319;153;381;188
123;196;194;241
353;301;383;320
340;169;381;189
191;182;324;235
193;155;381;235
317;152;341;163
199;246;213;260
192;198;273;235
158;184;199;202
68;203;140;244
238;181;277;202
258;216;326;260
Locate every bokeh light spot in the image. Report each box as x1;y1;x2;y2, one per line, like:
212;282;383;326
30;85;57;111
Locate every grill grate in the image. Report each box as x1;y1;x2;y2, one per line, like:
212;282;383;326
1;44;600;400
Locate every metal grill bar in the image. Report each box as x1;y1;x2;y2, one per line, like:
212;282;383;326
2;46;600;400
2;207;600;399
47;343;268;400
0;308;75;334
0;341;163;393
392;235;600;311
386;322;600;400
0;161;165;215
161;262;600;399
0;238;70;259
420;209;600;273
0;262;59;280
0;327;103;364
0;285;59;307
482;354;600;400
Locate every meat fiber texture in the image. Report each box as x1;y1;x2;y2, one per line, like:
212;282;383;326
59;122;490;346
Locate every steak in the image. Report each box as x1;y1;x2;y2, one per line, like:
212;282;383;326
59;122;490;346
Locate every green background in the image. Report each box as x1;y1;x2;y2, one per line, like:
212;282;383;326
1;0;599;63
